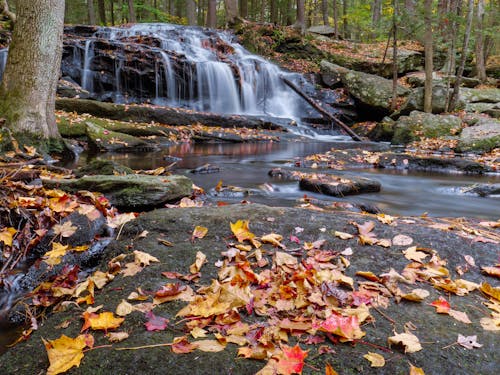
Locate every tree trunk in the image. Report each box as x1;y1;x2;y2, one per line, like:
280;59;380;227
271;0;278;24
294;0;305;33
343;0;349;39
448;0;474;111
207;0;217;28
97;0;106;24
239;0;248;18
87;0;96;24
110;0;115;25
128;0;136;23
424;0;433;113
475;0;486;82
390;0;398;111
186;0;196;25
224;0;239;25
321;0;329;26
371;0;382;39
333;0;338;37
0;0;65;142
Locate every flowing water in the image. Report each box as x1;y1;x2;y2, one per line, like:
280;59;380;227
68;141;500;220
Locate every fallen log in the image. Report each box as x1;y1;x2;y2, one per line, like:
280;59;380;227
281;77;363;141
55;98;287;131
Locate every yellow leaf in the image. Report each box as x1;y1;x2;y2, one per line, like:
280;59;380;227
480;315;500;331
189;251;207;274
334;231;353;240
133;250;159;266
275;251;298;266
325;362;339;375
192;226;208;240
388;332;422;353
116;300;134;317
190;327;208;338
230;220;256;244
195;339;226;352
363;352;385;367
43;243;69;266
81;311;124;332
53;221;77;238
43;334;91;375
107;212;136;228
107;331;129;343
403;246;428;262
0;227;16;247
409;364;426;375
121;262;143;277
480;282;500;301
401;288;430;302
261;233;285;248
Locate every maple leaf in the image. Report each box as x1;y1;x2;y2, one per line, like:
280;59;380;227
275;251;298;266
409;364;426;375
189;251;207;274
480;281;500;301
116;300;134;317
230;220;258;245
275;344;308;375
53;221;77;238
144;310;169;331
195;339;226;352
107;332;129;343
261;233;285;248
318;314;364;340
401;289;429;302
363;352;385;367
429;296;450;313
403;246;429;262
457;334;482;349
353;221;377;245
81;311;124;332
325;363;339;375
191;225;208;240
77;204;101;221
133;250;159;266
43;334;91;375
448;309;471;324
43;242;69;266
0;227;16;247
121;262;143;277
481;266;500;278
388;332;422;353
171;336;198;354
392;234;414;246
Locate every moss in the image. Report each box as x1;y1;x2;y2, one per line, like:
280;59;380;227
458;135;500;152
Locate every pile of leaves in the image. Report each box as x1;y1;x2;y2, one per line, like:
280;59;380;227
34;215;500;375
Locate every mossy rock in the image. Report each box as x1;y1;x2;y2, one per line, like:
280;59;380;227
57;116;87;137
85;121;158;152
457;118;500;152
391;111;462;145
74;158;134;177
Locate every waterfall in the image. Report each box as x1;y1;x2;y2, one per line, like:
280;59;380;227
81;40;94;92
0;48;8;82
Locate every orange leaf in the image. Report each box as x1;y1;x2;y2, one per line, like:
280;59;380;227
409;364;426;375
482;266;500;279
43;334;92;375
318;314;364;340
325;362;339;375
276;344;309;375
430;297;450;313
480;282;500;301
0;227;16;247
171;336;198;354
81;311;124;332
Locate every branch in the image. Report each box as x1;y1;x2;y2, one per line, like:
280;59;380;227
0;0;16;24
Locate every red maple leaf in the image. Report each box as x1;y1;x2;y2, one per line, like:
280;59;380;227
144;311;169;331
276;344;309;375
430;297;451;313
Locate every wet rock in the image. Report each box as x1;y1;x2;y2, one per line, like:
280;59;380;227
320;61;410;116
465;102;500;118
460;88;500;103
57;78;90;99
299;173;381;197
458;118;500;152
391;111;462;145
85;121;158;152
462;183;500;197
42;174;193;210
74;158;134;177
189;164;221;174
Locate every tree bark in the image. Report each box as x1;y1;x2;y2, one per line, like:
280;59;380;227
321;0;329;26
448;0;474;111
207;0;217;28
110;0;115;25
390;0;398;111
424;0;433;113
343;0;349;39
186;0;197;25
239;0;248;18
97;0;106;24
333;0;338;37
224;0;239;25
128;0;136;23
0;0;65;141
294;0;306;33
87;0;96;25
475;0;486;82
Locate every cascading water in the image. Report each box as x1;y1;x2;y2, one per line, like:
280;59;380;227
65;23;317;123
0;48;8;82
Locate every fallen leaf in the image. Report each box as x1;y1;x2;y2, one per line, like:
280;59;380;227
0;227;16;246
43;243;69;266
107;332;129;343
121;262;143;277
480;282;500;301
403;246;428;262
43;334;91;375
116;300;134;317
363;352;385;367
81;311;124;332
144;311;169;331
192;225;208;240
457;334;482;349
53;221;77;238
230;220;256;243
335;231;353;240
275;251;298;266
171;336;198;354
276;344;309;375
449;309;471;324
189;251;207;274
402;289;430;302
481;266;500;279
261;233;285;248
107;212;136;228
195;339;226;352
430;297;450;313
388;332;422;353
409;364;425;375
325;363;339;375
133;250;159;266
319;314;364;340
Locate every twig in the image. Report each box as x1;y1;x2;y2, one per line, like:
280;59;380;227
84;344;113;352
372;306;396;324
353;339;393;353
442;341;458;350
116;342;174;351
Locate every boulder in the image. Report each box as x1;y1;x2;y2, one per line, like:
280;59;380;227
320;61;410;116
460;88;500;104
391;111;462;145
85;121;158;152
465;102;500;118
42;174;193;210
307;25;337;37
462;183;500;197
74;158;134;177
299;173;381;197
458;118;500;152
405;72;481;88
57;78;91;99
397;85;465;115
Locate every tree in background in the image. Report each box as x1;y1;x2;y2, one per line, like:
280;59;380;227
424;0;434;113
0;0;66;151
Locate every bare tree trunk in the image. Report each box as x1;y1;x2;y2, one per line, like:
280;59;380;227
97;0;106;24
390;0;398;111
448;0;474;111
87;0;96;24
322;0;329;25
110;0;115;25
475;0;486;82
371;0;382;39
0;0;65;141
333;0;338;37
271;0;278;24
239;0;248;18
207;0;217;28
186;0;197;25
343;0;349;39
225;0;239;25
294;0;306;33
128;0;136;23
424;0;433;113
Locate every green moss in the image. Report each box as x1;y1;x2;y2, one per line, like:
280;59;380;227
458;135;500;152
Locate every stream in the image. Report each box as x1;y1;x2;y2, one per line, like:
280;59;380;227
67;140;500;220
